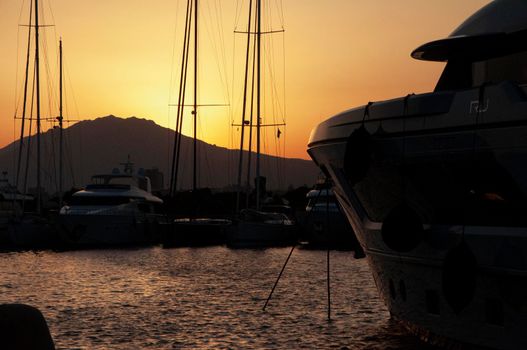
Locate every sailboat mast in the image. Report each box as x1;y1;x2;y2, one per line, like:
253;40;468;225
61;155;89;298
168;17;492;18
235;0;254;213
192;0;198;192
15;4;33;191
58;38;64;208
170;0;192;196
35;0;42;215
255;0;261;210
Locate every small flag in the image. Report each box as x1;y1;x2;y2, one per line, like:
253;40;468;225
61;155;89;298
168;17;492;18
277;128;282;138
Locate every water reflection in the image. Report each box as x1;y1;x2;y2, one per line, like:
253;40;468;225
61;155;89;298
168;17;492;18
0;247;432;349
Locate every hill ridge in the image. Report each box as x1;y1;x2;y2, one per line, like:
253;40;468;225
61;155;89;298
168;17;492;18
0;115;319;192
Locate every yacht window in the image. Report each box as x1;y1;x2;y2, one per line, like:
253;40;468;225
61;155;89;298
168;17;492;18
435;50;527;91
472;50;527;86
107;177;138;187
69;196;131;206
307;199;339;211
91;175;138;187
349;133;527;226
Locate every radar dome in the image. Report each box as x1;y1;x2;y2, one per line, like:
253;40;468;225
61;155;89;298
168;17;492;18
412;0;527;61
451;0;527;37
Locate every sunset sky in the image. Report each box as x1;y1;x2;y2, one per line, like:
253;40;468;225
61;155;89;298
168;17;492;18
0;0;491;160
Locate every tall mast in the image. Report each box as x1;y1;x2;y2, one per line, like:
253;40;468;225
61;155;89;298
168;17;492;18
255;0;262;210
35;0;42;215
192;0;198;192
235;0;254;213
15;3;33;191
58;38;64;208
170;0;192;196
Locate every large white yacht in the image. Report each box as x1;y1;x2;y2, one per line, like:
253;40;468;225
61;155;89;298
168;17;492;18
58;159;165;246
308;0;527;348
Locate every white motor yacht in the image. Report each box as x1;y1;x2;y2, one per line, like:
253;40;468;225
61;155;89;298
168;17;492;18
59;163;165;247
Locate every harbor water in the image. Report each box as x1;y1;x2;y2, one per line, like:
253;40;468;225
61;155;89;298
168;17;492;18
0;247;435;349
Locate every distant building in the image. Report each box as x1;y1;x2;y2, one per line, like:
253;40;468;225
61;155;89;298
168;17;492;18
145;168;164;192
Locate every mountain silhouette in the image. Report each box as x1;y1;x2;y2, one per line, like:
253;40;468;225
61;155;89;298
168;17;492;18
0;115;319;193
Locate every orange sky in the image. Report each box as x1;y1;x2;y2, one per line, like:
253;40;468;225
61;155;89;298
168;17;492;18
0;0;491;160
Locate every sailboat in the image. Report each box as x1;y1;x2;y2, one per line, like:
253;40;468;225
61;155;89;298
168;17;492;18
226;0;297;248
162;0;232;247
7;0;60;249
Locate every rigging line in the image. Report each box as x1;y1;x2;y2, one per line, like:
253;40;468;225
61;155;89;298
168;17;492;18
193;0;198;193
229;4;238;128
264;31;285;125
167;1;182;180
215;0;231;105
255;0;262;210
13;0;28;122
245;23;257;208
325;185;332;321
170;0;192;195
234;29;285;35
35;0;42;215
325;242;334;321
273;125;280;189
262;243;297;311
39;4;55;118
64;57;81;186
233;0;243;32
282;26;286;125
63;126;75;188
232;122;285;127
199;118;214;189
173;1;193;193
203;0;229;107
16;4;33;190
12;117;16;187
236;0;254;213
22;66;37;213
276;0;285;28
48;124;59;194
263;183;327;311
463;83;487;239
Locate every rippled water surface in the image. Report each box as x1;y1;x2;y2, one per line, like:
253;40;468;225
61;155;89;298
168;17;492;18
0;247;435;349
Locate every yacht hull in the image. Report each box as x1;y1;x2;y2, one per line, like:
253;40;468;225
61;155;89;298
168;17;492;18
58;213;162;247
302;210;360;250
307;83;527;349
227;221;297;248
163;218;232;247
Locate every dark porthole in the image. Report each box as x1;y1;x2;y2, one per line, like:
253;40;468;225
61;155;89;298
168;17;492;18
485;298;504;326
399;280;407;302
425;289;440;315
389;279;396;300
